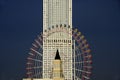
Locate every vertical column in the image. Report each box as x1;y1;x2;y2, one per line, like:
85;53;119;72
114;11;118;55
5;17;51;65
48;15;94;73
69;0;72;27
43;0;48;32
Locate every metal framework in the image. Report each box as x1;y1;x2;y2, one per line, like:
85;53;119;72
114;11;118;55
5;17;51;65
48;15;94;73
26;26;92;80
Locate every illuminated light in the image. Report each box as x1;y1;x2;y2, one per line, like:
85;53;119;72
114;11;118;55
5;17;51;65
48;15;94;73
84;44;90;48
74;29;78;33
85;49;91;53
26;62;33;65
80;35;85;40
77;32;81;36
88;55;92;59
26;67;32;70
82;39;87;44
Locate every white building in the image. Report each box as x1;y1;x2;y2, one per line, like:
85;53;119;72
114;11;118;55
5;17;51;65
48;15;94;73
43;0;72;30
43;0;73;80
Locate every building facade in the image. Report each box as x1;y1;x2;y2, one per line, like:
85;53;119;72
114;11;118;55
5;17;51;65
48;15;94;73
43;0;73;80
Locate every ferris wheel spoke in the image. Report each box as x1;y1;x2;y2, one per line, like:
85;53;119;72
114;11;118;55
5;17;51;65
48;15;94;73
30;48;43;56
72;61;91;64
39;44;43;50
26;66;42;69
28;52;35;56
73;53;82;57
27;62;33;65
73;68;91;74
32;43;38;48
35;39;43;49
72;40;79;46
38;35;43;42
74;53;82;57
72;68;82;72
26;72;32;75
84;61;92;64
26;67;32;70
27;57;42;62
83;66;92;69
73;61;83;64
33;66;43;69
73;68;90;73
73;46;79;51
75;76;82;80
82;75;90;80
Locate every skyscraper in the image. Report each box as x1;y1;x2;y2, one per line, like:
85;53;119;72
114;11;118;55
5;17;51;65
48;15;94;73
43;0;72;30
43;0;73;80
23;0;93;80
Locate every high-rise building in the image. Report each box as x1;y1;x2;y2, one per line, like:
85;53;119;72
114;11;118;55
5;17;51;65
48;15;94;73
23;0;93;80
43;0;73;80
43;0;72;30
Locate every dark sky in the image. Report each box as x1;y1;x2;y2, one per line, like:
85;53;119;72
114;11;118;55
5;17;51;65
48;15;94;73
0;0;120;80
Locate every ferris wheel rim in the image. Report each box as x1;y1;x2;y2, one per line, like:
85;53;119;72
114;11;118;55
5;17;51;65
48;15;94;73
26;25;92;80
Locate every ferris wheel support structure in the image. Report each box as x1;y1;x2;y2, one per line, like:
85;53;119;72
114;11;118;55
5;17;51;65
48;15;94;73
26;26;92;80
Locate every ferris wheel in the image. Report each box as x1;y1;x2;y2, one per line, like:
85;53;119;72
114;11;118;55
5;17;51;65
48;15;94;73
26;25;92;80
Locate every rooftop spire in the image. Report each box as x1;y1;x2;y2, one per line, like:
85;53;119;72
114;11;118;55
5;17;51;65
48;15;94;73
55;49;61;60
